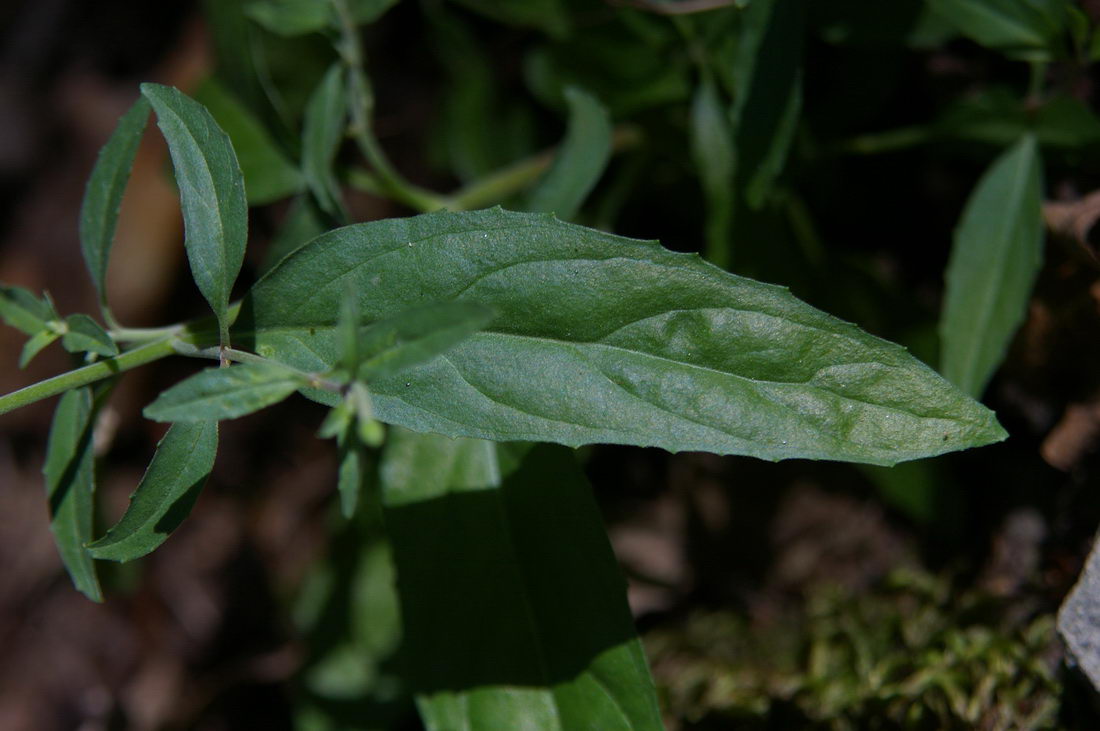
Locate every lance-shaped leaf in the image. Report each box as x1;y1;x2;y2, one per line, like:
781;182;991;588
0;285;59;336
238;208;1006;466
141;83;248;347
302;64;349;222
144;362;306;422
380;430;662;730
940;135;1043;398
62;314;119;358
691;75;734;267
88;420;218;562
525;86;612;221
80;96;151;314
20;330;61;368
43;388;102;601
195;78;303;205
730;0;804;210
929;0;1069;61
355;302;496;383
246;0;399;36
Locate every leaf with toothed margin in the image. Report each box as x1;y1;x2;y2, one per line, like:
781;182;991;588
235;207;1006;466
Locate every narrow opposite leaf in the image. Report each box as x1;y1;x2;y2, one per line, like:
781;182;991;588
88;420;218;562
940;135;1043;398
525;86;612;221
62;314;119;358
43;388;102;601
241;208;1006;466
80;96;151;315
0;285;59;336
144;362;306;422
302;64;349;222
381;430;663;730
690;75;734;268
141;83;248;347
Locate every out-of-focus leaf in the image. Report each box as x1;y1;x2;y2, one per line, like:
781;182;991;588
731;0;805;210
144;362;306;422
261;196;328;274
19;330;60;368
380;430;663;730
337;437;366;518
43;388;102;601
0;285;59;336
691;75;735;267
940;135;1043;397
525;87;612;220
355;302;495;382
88;421;218;561
194;78;303;205
247;0;399;36
240;208;1007;466
62;314;119;358
936;88;1100;149
141;83;248;347
79;96;150;313
302;64;349;222
928;0;1070;61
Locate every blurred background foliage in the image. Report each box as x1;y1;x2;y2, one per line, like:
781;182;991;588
3;0;1100;728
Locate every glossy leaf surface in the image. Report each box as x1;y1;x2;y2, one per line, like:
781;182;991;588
380;430;662;730
62;314;119;358
525;86;612;221
940;135;1043;397
43;388;102;601
144;362;306;422
79;96;150;311
88;420;218;561
141;83;248;346
240;208;1005;465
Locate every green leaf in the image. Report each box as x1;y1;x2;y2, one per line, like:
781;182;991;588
79;96;151;314
62;314;119;358
194;78;304;205
936;88;1100;149
525;87;612;221
43;388;102;601
380;430;663;730
302;64;349;222
450;0;568;37
141;83;249;347
144;362;306;422
928;0;1070;60
730;0;805;210
337;437;366;518
690;75;734;267
0;285;59;336
88;421;218;561
355;302;496;383
246;0;399;36
19;330;61;368
238;208;1006;466
940;135;1044;398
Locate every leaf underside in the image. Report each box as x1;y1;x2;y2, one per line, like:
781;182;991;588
238;208;1005;466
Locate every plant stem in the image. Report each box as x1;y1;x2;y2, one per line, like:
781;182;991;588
837;126;932;155
0;338;178;416
331;0;450;213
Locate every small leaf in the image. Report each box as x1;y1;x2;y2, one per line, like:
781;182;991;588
302;64;349;222
141;83;249;347
88;421;218;561
194;78;304;205
940;135;1043;397
929;0;1069;61
336;437;366;518
62;314;119;358
246;0;399;35
240;208;1006;466
43;388;103;601
0;285;59;336
144;362;306;422
19;330;61;368
731;0;805;210
356;302;496;382
381;431;663;730
525;86;612;221
79;97;151;315
690;75;734;266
